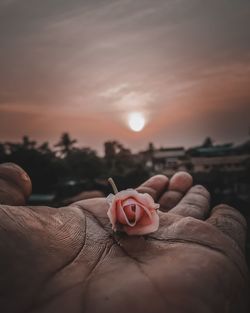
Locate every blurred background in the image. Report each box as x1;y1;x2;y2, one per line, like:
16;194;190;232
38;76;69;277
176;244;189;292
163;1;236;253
0;0;250;264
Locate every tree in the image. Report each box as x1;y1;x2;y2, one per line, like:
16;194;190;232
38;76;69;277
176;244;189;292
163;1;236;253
55;133;77;157
64;147;104;180
202;137;213;148
148;142;154;153
22;136;37;149
104;141;133;175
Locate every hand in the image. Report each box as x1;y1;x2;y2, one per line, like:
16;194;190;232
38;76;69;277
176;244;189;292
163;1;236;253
0;163;248;313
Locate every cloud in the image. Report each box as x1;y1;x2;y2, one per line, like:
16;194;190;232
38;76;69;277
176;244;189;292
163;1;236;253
0;0;250;149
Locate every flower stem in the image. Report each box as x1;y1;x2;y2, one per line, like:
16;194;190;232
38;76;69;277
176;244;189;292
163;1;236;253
108;177;119;194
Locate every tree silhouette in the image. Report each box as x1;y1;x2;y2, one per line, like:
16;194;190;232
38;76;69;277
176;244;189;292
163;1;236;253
104;141;129;171
22;136;37;149
202;137;213;148
65;147;104;180
55;133;77;157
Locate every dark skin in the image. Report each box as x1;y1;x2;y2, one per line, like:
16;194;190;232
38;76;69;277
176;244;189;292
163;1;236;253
0;163;249;313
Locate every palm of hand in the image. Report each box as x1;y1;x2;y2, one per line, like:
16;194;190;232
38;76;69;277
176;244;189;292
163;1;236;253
0;166;248;313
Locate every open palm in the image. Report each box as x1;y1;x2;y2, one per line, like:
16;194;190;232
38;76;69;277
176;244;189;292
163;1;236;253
0;163;248;313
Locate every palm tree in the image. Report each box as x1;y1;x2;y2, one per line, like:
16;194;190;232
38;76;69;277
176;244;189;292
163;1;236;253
22;136;37;149
55;133;77;157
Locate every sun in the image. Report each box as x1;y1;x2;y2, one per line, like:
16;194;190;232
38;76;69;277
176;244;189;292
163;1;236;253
128;112;145;132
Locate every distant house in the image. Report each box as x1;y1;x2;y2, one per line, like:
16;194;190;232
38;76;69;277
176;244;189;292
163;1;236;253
234;140;250;155
152;147;187;175
189;140;250;173
187;143;234;157
191;154;249;173
140;139;250;176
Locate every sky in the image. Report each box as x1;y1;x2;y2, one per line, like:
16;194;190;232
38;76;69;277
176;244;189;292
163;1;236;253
0;0;250;153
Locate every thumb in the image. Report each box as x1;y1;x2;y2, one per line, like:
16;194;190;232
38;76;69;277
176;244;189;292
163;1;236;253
0;163;32;205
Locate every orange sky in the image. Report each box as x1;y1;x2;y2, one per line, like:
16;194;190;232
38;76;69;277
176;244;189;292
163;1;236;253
0;0;250;153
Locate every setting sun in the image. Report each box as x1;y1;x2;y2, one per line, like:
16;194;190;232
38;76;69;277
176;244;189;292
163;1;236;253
128;112;145;132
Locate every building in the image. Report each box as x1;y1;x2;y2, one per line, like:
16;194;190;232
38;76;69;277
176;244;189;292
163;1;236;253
151;147;187;175
189;140;250;173
191;154;249;173
147;139;250;176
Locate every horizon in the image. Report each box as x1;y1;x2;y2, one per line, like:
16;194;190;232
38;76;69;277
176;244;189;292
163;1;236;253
1;133;249;156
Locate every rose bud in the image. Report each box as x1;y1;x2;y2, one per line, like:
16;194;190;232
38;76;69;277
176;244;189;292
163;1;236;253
107;179;160;235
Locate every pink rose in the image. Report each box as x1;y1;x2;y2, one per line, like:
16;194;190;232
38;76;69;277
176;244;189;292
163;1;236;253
107;189;160;235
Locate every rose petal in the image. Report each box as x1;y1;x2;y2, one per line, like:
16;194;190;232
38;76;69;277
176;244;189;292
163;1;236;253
122;197;137;207
112;189;142;202
123;204;137;222
107;193;115;204
107;197;118;230
124;210;160;235
135;192;160;211
117;201;137;227
106;189;160;235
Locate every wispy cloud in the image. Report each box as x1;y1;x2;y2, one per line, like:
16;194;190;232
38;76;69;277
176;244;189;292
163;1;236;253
0;0;250;150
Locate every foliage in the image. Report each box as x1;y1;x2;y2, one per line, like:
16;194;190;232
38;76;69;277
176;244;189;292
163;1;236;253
0;134;150;194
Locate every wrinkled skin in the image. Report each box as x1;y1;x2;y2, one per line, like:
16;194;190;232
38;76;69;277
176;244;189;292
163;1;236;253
0;163;249;313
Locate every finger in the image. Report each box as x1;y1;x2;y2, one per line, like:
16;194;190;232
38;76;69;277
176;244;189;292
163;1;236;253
169;185;210;219
74;175;168;226
159;171;193;212
136;174;169;201
206;204;247;251
0;163;32;205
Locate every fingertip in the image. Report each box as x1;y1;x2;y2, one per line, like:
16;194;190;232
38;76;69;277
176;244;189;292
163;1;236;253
150;174;169;185
0;163;32;204
3;163;32;198
169;171;193;193
137;174;169;201
191;185;210;201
